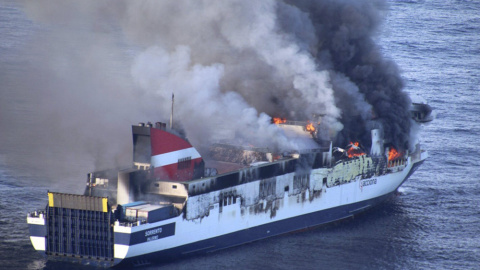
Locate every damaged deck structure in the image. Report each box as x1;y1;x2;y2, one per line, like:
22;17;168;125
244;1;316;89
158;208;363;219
27;116;429;268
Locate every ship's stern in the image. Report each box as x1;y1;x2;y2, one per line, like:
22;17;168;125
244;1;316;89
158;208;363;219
27;192;122;268
27;211;47;256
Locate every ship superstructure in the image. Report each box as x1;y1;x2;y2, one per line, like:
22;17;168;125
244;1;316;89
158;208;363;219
27;106;431;268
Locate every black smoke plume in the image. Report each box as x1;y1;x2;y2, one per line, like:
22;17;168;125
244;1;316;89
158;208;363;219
284;0;412;149
4;0;414;181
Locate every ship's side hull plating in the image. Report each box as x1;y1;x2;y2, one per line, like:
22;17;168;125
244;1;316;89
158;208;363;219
116;191;395;267
26;119;430;268
112;158;425;267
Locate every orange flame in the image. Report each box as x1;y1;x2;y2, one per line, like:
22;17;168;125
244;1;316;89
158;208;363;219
388;147;402;161
347;142;366;158
306;122;316;132
272;117;287;124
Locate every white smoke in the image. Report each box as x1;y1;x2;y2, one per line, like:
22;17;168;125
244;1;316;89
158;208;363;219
9;0;411;178
125;0;343;150
131;45;299;151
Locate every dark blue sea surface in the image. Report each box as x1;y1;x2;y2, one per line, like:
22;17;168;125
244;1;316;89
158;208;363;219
1;0;479;269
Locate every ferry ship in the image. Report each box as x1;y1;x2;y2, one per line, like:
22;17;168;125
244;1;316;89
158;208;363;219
27;104;431;268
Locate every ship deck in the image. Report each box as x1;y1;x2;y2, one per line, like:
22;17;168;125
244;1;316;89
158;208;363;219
203;160;247;175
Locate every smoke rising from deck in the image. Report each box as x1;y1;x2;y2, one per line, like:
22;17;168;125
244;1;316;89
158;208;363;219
123;0;411;150
5;0;413;179
286;0;412;149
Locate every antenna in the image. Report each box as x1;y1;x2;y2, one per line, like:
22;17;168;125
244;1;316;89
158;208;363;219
170;93;174;129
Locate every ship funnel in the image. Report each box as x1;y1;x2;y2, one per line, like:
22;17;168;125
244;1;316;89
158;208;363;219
370;129;383;156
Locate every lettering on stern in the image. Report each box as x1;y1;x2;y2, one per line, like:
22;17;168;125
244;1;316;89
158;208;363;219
359;178;377;191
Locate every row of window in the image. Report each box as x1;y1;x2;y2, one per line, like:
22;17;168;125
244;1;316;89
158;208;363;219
177;156;192;169
293;175;310;190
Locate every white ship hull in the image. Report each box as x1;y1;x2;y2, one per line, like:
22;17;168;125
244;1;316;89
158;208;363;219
111;152;426;266
26;123;428;268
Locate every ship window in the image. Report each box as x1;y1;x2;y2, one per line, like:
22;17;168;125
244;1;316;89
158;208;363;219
178;157;192;170
284;186;289;192
260;178;276;198
293;175;309;190
172;185;177;189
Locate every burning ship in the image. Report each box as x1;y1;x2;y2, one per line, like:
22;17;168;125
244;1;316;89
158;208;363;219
27;104;431;268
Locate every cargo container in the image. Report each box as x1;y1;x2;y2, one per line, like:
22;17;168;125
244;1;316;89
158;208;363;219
137;204;175;223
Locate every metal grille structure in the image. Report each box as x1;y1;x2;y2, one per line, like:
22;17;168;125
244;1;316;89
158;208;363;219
45;193;114;261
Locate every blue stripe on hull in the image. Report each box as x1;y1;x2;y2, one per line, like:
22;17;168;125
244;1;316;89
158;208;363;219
115;222;176;246
115;191;396;268
28;224;46;237
34;161;424;268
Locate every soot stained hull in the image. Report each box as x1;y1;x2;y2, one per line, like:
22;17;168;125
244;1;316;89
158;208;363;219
27;121;428;268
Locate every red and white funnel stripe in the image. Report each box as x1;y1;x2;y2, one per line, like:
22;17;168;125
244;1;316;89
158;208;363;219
150;128;203;181
151;147;201;168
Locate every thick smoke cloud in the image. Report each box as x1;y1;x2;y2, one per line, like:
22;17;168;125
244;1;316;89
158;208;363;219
122;0;344;150
121;0;411;150
285;0;412;149
9;0;413;180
